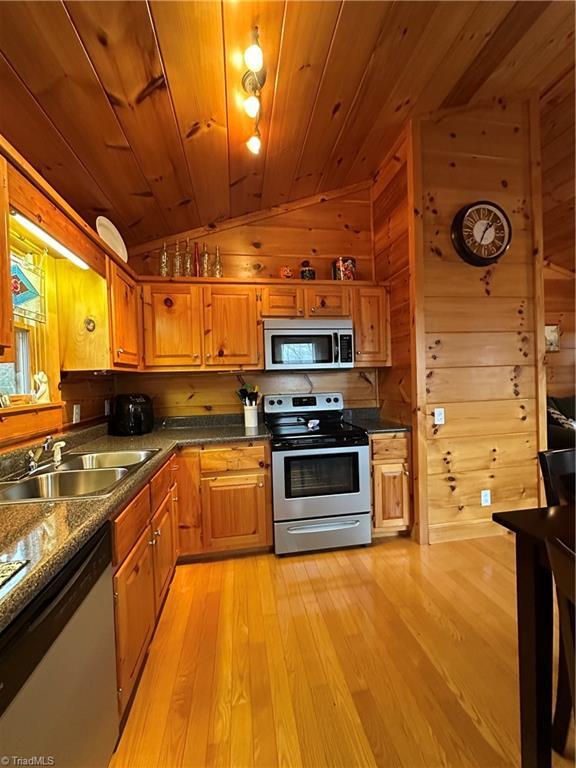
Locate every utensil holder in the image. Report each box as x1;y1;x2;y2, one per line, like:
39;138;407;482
243;405;258;429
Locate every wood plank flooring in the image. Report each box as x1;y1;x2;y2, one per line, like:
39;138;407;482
110;536;574;767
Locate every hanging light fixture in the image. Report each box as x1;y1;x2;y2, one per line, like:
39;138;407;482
246;131;262;155
241;26;266;155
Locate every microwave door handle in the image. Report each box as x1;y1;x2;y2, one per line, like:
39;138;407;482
333;332;339;363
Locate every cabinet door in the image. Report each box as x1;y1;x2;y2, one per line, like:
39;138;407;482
261;286;304;317
0;158;13;356
305;286;350;317
201;473;269;552
353;287;390;366
142;284;202;367
372;462;410;530
151;491;176;614
176;449;203;555
113;527;156;715
110;263;140;367
203;285;260;367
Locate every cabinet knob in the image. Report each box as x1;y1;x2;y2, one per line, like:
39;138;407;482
298;308;303;314
310;306;316;313
154;529;161;537
259;460;265;468
117;347;124;355
172;495;179;502
164;297;174;308
148;539;156;546
206;353;211;359
193;353;199;359
258;482;264;488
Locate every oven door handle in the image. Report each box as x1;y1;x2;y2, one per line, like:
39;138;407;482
333;332;339;363
286;520;361;534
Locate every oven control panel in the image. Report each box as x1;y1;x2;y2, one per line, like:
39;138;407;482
264;392;343;413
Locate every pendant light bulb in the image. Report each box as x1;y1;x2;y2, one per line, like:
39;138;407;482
244;43;263;73
243;95;260;119
246;133;261;155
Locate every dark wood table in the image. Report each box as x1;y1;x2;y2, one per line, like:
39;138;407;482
493;504;575;768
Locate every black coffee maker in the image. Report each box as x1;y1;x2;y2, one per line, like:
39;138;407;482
109;394;154;436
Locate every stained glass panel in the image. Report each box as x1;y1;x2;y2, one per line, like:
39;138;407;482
10;255;46;323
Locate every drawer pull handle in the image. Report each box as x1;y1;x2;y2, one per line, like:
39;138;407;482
154;529;161;537
287;520;361;534
148;539;156;546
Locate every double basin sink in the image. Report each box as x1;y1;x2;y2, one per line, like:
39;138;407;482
0;450;159;504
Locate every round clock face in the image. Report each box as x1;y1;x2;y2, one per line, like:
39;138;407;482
451;201;512;267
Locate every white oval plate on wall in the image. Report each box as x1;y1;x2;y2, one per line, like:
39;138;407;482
96;216;128;262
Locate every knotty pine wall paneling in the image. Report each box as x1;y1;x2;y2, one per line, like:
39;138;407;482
115;370;378;419
410;99;545;544
372;132;412;426
128;184;374;282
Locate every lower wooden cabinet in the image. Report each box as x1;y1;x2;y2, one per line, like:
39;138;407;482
113;527;156;716
201;473;269;552
177;442;272;556
151;488;177;614
371;433;411;534
112;457;178;717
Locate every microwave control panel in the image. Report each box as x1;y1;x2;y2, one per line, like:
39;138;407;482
340;334;353;363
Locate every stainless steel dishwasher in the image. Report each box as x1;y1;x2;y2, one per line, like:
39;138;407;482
0;524;119;767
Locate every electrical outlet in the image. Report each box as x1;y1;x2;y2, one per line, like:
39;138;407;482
433;407;445;426
104;399;111;416
481;489;491;507
72;404;81;424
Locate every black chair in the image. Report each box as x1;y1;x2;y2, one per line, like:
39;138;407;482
538;448;575;507
545;538;575;755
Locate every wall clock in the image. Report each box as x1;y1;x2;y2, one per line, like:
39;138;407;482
451;200;512;267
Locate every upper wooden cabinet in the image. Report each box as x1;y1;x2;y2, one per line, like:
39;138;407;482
142;283;202;367
203;285;260;367
0;158;13;357
261;285;305;317
304;286;351;317
109;263;140;368
353;287;390;366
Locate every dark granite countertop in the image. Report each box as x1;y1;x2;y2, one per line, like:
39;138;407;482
0;422;270;633
0;413;408;633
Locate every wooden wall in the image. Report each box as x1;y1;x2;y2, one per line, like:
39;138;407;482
410;99;545;543
128;184;373;282
540;70;575;274
544;277;575;398
60;373;114;430
372;134;412;425
115;369;378;418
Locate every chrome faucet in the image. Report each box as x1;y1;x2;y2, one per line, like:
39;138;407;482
26;435;55;472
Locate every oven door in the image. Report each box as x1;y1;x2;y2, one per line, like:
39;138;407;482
272;445;371;522
264;329;337;370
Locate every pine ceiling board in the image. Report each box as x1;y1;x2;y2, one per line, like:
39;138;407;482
150;0;230;226
472;3;575;104
406;2;515;117
319;1;438;193
0;53;115;226
348;2;479;185
0;0;167;243
288;1;392;202
222;0;285;218
64;0;200;235
259;0;342;209
441;1;553;108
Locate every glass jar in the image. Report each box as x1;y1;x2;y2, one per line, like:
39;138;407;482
159;242;169;277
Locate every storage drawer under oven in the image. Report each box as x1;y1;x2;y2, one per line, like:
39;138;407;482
274;513;371;555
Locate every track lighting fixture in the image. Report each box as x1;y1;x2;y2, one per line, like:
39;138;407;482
241;27;266;155
246;131;261;155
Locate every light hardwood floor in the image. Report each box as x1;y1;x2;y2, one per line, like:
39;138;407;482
111;535;574;768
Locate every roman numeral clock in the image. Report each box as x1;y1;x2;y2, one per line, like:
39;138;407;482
451;201;512;267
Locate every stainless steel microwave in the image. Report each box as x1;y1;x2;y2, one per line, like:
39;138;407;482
263;319;354;371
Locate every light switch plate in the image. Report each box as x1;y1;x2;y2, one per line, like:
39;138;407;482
104;399;111;416
433;407;445;426
481;489;491;507
72;404;81;424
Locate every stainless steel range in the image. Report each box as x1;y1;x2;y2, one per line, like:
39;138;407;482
264;392;372;555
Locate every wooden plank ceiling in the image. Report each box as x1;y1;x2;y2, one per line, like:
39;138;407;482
0;1;574;248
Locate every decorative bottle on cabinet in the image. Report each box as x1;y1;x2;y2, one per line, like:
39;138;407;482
172;242;182;277
194;241;200;277
213;246;223;278
183;238;193;277
159;242;169;277
200;243;210;277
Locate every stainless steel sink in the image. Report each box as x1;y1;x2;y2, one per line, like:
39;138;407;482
0;468;128;503
57;450;157;471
